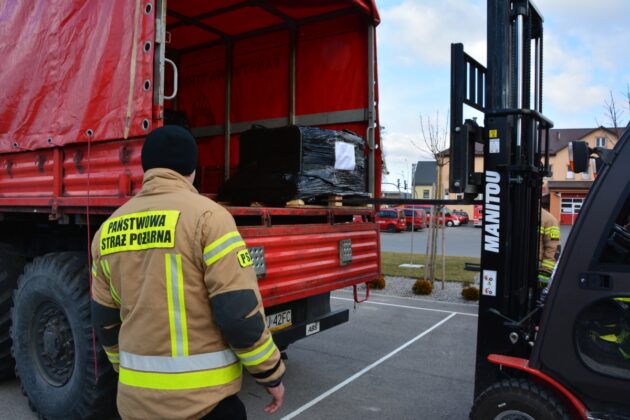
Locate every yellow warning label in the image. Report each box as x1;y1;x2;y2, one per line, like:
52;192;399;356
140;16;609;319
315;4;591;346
100;210;180;255
489;129;498;138
237;249;253;268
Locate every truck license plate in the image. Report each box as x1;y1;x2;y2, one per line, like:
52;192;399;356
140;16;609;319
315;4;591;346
306;321;320;336
266;309;292;332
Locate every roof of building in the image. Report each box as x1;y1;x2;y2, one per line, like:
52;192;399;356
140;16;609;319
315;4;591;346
440;126;620;156
547;180;594;190
413;161;437;186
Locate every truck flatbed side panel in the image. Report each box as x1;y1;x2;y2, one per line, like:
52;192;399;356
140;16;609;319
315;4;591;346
0;1;155;152
240;223;380;307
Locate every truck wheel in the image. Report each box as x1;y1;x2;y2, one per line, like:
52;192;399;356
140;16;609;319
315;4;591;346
470;378;570;420
11;252;116;419
387;224;396;233
406;223;412;232
0;243;25;379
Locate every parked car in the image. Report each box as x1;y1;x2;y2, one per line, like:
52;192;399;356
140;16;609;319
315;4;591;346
376;208;407;232
402;205;460;227
439;210;460;227
403;209;427;231
452;210;469;225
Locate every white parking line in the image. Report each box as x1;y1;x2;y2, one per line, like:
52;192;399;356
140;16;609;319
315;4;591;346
332;296;478;317
335;288;479;308
281;313;457;420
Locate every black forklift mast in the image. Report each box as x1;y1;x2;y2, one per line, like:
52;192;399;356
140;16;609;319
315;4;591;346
449;0;554;397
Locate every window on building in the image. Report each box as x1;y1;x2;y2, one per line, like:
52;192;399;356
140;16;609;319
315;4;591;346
597;137;606;148
423;190;429;199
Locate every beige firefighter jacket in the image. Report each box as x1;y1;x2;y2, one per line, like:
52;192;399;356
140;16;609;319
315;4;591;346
91;168;285;420
538;209;561;284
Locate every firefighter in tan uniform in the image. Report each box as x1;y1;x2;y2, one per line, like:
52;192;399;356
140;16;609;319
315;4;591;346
91;126;285;419
538;208;561;287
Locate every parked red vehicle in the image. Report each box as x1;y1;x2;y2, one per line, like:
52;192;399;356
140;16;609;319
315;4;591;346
402;205;459;227
402;208;427;231
376;209;407;232
452;210;469;225
473;205;483;227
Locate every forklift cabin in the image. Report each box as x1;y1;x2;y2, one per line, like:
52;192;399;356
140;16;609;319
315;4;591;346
449;0;630;417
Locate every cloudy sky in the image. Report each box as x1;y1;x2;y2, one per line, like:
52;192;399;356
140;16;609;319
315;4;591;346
376;0;630;190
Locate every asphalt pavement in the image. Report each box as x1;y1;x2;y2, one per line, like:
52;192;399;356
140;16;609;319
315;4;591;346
380;224;572;257
0;292;478;420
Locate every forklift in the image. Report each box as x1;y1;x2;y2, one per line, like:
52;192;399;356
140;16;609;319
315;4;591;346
449;0;630;418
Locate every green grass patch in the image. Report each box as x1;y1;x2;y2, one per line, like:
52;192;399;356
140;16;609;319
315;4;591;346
381;252;480;282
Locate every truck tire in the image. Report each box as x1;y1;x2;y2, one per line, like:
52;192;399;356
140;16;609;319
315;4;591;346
0;243;25;379
470;378;570;420
11;252;116;419
387;224;396;233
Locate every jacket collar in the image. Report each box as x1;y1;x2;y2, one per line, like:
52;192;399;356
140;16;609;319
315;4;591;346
140;168;198;195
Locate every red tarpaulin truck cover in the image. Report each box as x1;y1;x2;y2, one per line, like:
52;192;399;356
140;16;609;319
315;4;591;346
0;0;379;154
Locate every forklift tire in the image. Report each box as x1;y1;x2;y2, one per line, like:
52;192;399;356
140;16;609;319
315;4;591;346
11;252;116;420
470;378;570;420
0;243;25;380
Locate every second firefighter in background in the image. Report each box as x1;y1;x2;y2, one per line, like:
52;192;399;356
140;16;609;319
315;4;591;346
538;208;561;287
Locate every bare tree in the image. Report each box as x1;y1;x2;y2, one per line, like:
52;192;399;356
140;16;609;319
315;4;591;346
601;89;627;144
410;111;450;289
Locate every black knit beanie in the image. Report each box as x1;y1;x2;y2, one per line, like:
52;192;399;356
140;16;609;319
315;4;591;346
141;125;198;176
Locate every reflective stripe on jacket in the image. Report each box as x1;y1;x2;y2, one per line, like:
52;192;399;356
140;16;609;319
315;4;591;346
91;168;284;420
538;209;561;285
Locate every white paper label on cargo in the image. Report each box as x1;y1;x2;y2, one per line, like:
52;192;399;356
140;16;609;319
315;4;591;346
335;142;356;171
489;138;500;154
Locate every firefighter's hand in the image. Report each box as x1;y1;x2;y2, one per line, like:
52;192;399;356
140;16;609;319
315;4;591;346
264;382;285;414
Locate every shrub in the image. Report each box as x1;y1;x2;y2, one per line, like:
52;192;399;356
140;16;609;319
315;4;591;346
412;278;433;295
461;286;480;301
370;275;386;290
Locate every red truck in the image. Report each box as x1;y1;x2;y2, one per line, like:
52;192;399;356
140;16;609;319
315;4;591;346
0;2;381;418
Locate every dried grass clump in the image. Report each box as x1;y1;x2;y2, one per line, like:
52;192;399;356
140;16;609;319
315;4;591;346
461;286;480;301
370;275;386;290
412;278;433;295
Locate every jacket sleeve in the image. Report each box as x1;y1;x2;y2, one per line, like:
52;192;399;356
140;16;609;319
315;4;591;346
90;230;121;372
539;216;561;278
200;208;285;387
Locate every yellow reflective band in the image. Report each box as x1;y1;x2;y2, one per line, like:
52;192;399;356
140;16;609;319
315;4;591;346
165;254;177;356
236;336;277;367
101;260;111;280
91;262;98;277
204;231;246;266
101;260;121;305
176;254;189;356
165;254;188;357
100;210;180;256
119;362;242;390
599;334;620;344
541;260;555;270
615;297;630;303
106;351;120;364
